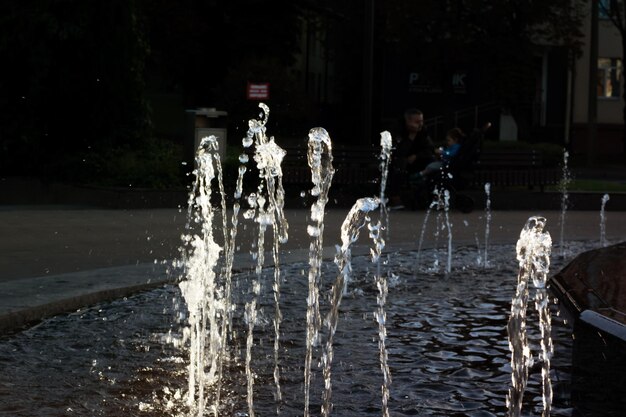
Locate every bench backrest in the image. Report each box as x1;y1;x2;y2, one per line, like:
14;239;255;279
475;149;543;168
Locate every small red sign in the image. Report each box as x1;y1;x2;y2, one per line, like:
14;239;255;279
247;82;270;100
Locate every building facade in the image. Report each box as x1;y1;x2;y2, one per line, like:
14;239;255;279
571;1;625;158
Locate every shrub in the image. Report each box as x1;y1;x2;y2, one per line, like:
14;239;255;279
88;137;185;189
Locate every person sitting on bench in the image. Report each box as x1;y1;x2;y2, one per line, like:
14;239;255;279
411;127;464;182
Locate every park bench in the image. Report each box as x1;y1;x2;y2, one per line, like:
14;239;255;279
470;148;560;191
279;144;559;204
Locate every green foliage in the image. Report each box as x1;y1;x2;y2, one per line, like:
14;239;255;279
42;137;185;189
0;0;310;180
92;138;185;189
547;179;626;192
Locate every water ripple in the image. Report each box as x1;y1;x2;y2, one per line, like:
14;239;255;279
0;243;595;416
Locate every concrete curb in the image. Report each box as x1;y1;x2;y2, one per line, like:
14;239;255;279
0;280;174;334
0;244;411;334
0;263;175;334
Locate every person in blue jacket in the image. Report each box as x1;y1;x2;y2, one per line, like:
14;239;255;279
412;127;465;181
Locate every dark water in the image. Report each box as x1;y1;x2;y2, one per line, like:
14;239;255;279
0;243;595;416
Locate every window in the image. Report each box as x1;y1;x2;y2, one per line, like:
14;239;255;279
599;0;611;19
598;58;622;98
599;0;626;20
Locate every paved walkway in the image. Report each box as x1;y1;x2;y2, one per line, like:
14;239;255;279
1;206;625;333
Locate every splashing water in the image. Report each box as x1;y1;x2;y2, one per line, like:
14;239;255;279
600;193;610;247
305;130;392;417
484;183;492;268
474;233;483;266
416;200;435;268
179;107;394;417
506;216;552;417
443;189;453;274
368;217;391;417
378;131;393;241
177;107;565;417
558;149;571;257
322;197;380;417
416;186;447;271
214;134;245;412
246;103;289;413
375;132;393;417
304;127;334;417
178;136;225;416
424;187;453;273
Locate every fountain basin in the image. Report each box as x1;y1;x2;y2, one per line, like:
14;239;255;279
0;244;583;416
550;241;626;327
550;241;626;416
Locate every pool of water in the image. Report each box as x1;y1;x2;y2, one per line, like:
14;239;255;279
0;242;594;416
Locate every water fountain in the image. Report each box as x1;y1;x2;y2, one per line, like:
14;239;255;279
483;182;492;268
175;106;401;416
506;216;552;417
175;105;561;416
558;149;572;257
600;193;610;247
177;136;225;415
415;186;453;274
303;127;334;417
0;104;621;417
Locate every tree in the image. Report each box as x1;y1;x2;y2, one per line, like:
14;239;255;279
139;0;303;107
0;0;307;180
599;0;626;155
0;0;151;178
380;0;586;130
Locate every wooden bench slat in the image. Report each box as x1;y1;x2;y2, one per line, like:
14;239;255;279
470;148;559;191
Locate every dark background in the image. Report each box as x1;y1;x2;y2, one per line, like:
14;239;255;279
0;0;585;188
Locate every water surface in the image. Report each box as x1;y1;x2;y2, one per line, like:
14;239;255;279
0;243;590;416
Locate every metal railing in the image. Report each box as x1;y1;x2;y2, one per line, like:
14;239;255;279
425;102;500;141
453;102;500;128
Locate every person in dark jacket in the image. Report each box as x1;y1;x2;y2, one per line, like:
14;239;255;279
389;108;435;208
